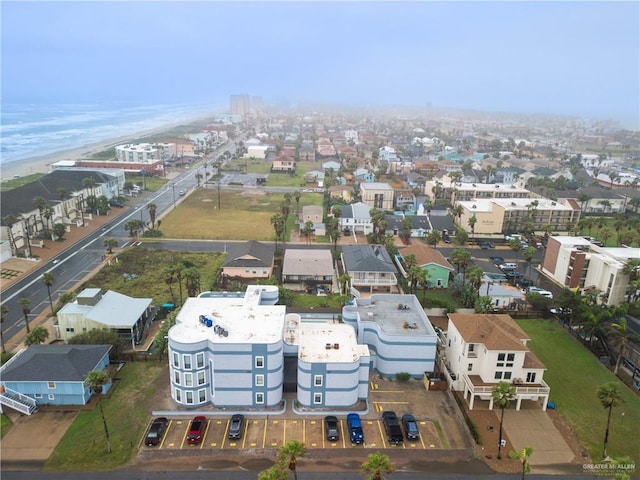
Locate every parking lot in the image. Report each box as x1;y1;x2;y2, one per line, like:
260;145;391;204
142;377;471;453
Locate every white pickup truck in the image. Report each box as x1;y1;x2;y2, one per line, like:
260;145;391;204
504;234;523;241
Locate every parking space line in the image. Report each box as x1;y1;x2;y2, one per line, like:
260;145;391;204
176;420;187;449
220;420;229;449
199;420;210;449
159;419;172;449
375;420;386;449
261;418;268;449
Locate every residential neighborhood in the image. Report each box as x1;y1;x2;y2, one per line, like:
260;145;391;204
1;103;639;478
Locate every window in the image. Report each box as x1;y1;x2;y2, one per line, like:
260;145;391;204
314;375;323;387
48;394;55;400
255;356;264;368
48;382;56;389
314;393;322;404
175;389;182;402
198;389;206;403
256;375;264;387
503;371;512;380
65;327;75;332
497;353;506;367
197;371;205;386
494;371;503;380
186;391;193;404
172;352;180;368
34;393;42;398
506;353;515;367
256;392;264;404
184;373;193;387
196;353;205;368
174;370;181;385
526;372;537;383
183;355;192;370
467;363;473;372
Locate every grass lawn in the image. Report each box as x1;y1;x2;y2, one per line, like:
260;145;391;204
80;248;225;306
45;362;166;471
159;189;323;240
1;413;12;438
516;319;640;466
577;214;640;247
0;173;46;191
125;174;168;193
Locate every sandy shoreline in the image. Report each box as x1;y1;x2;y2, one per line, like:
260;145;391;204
0;117;214;181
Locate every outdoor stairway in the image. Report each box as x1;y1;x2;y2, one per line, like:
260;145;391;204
0;388;37;415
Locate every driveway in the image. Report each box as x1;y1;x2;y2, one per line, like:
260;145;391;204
0;410;78;469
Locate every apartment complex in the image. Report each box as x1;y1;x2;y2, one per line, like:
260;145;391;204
458;197;580;235
424;181;533;204
540;236;640;305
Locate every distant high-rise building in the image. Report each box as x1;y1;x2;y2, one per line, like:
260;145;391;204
230;94;250;117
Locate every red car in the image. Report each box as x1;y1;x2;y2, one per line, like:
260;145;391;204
186;416;207;445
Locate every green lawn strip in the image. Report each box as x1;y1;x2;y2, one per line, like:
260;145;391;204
0;173;46;191
44;362;166;471
125;174;168;193
1;413;13;438
432;420;450;449
516;319;640;465
289;292;343;309
81;249;225;305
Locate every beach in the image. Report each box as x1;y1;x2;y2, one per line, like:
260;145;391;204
0;116;216;181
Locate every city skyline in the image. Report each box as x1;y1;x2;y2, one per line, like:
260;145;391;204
1;1;639;129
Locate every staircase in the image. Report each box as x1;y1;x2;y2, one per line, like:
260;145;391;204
0;387;37;415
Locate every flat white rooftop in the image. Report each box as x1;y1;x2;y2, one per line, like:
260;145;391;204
297;322;366;363
169;289;285;345
351;294;437;336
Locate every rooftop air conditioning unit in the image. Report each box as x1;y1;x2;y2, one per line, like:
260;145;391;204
472;205;477;209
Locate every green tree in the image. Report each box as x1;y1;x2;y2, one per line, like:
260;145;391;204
86;369;112;453
610;317;638;375
339;273;351;295
467;214;477;237
18;297;31;333
41;272;55;315
522;246;536;276
596;382;624;460
426;229;442;248
493;381;516;459
124;219;144;238
475;295;494;313
103;238;118;254
451;248;472;285
278;439;307;480
466;266;484;292
258;464;288;480
68;329;128;361
25;325;49;346
293;190;302;214
56;290;77;311
509;238;523;259
147;202;157;229
271;213;286;250
52;223;66;240
509;446;533;480
301;220;314;244
599;227;613;246
362;451;395;480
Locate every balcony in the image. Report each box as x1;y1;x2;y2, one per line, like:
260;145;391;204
462;373;550;396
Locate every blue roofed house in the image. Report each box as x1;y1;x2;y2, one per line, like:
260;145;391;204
0;344;112;414
342;244;399;294
354;168;375;184
338;202;373;234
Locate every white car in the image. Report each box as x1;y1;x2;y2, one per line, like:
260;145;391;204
527;286;553;299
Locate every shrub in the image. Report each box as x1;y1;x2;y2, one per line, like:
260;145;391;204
395;372;411;382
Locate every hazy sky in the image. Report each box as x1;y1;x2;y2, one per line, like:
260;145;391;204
2;1;639;127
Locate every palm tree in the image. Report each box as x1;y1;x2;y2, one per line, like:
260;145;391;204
258;465;288;480
56;291;77;311
492;381;516;459
301;220;314;244
86;370;112;453
271;213;286;250
25;325;49;346
509;446;533;480
293;190;302;214
451;248;472;284
509;238;523;260
18;297;31;333
103;238;118;254
1;304;8;354
599;227;613;246
339;273;351;295
522;246;536;276
466;266;484;292
467;214;477;237
147;202;157;229
41;272;55;315
610;317;638;375
426;229;442;248
596;382;624;460
362;451;394;480
278;439;307;480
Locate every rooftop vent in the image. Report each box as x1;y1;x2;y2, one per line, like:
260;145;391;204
472;205;477;209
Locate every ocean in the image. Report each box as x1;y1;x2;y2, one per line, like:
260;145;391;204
0;101;222;167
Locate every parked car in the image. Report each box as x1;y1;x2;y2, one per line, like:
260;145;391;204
346;413;364;445
505;270;523;280
186;416;207;445
527;287;553;299
145;417;169;446
401;413;420;441
490;256;505;265
505;234;522;241
516;279;534;290
324;415;340;442
479;241;492;249
499;263;518;271
381;411;404;445
228;414;245;440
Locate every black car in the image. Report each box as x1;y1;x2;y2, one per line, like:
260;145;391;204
479;241;495;249
228;414;245;440
324;415;340;442
505;270;523;279
516;279;534;289
145;417;169;446
401;414;420;441
381;411;404;445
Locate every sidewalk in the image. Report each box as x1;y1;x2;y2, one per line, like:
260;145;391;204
1;208;129;354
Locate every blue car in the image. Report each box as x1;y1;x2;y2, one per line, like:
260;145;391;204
347;413;364;445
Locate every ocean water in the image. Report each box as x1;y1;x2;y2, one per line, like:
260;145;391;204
0;101;222;167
